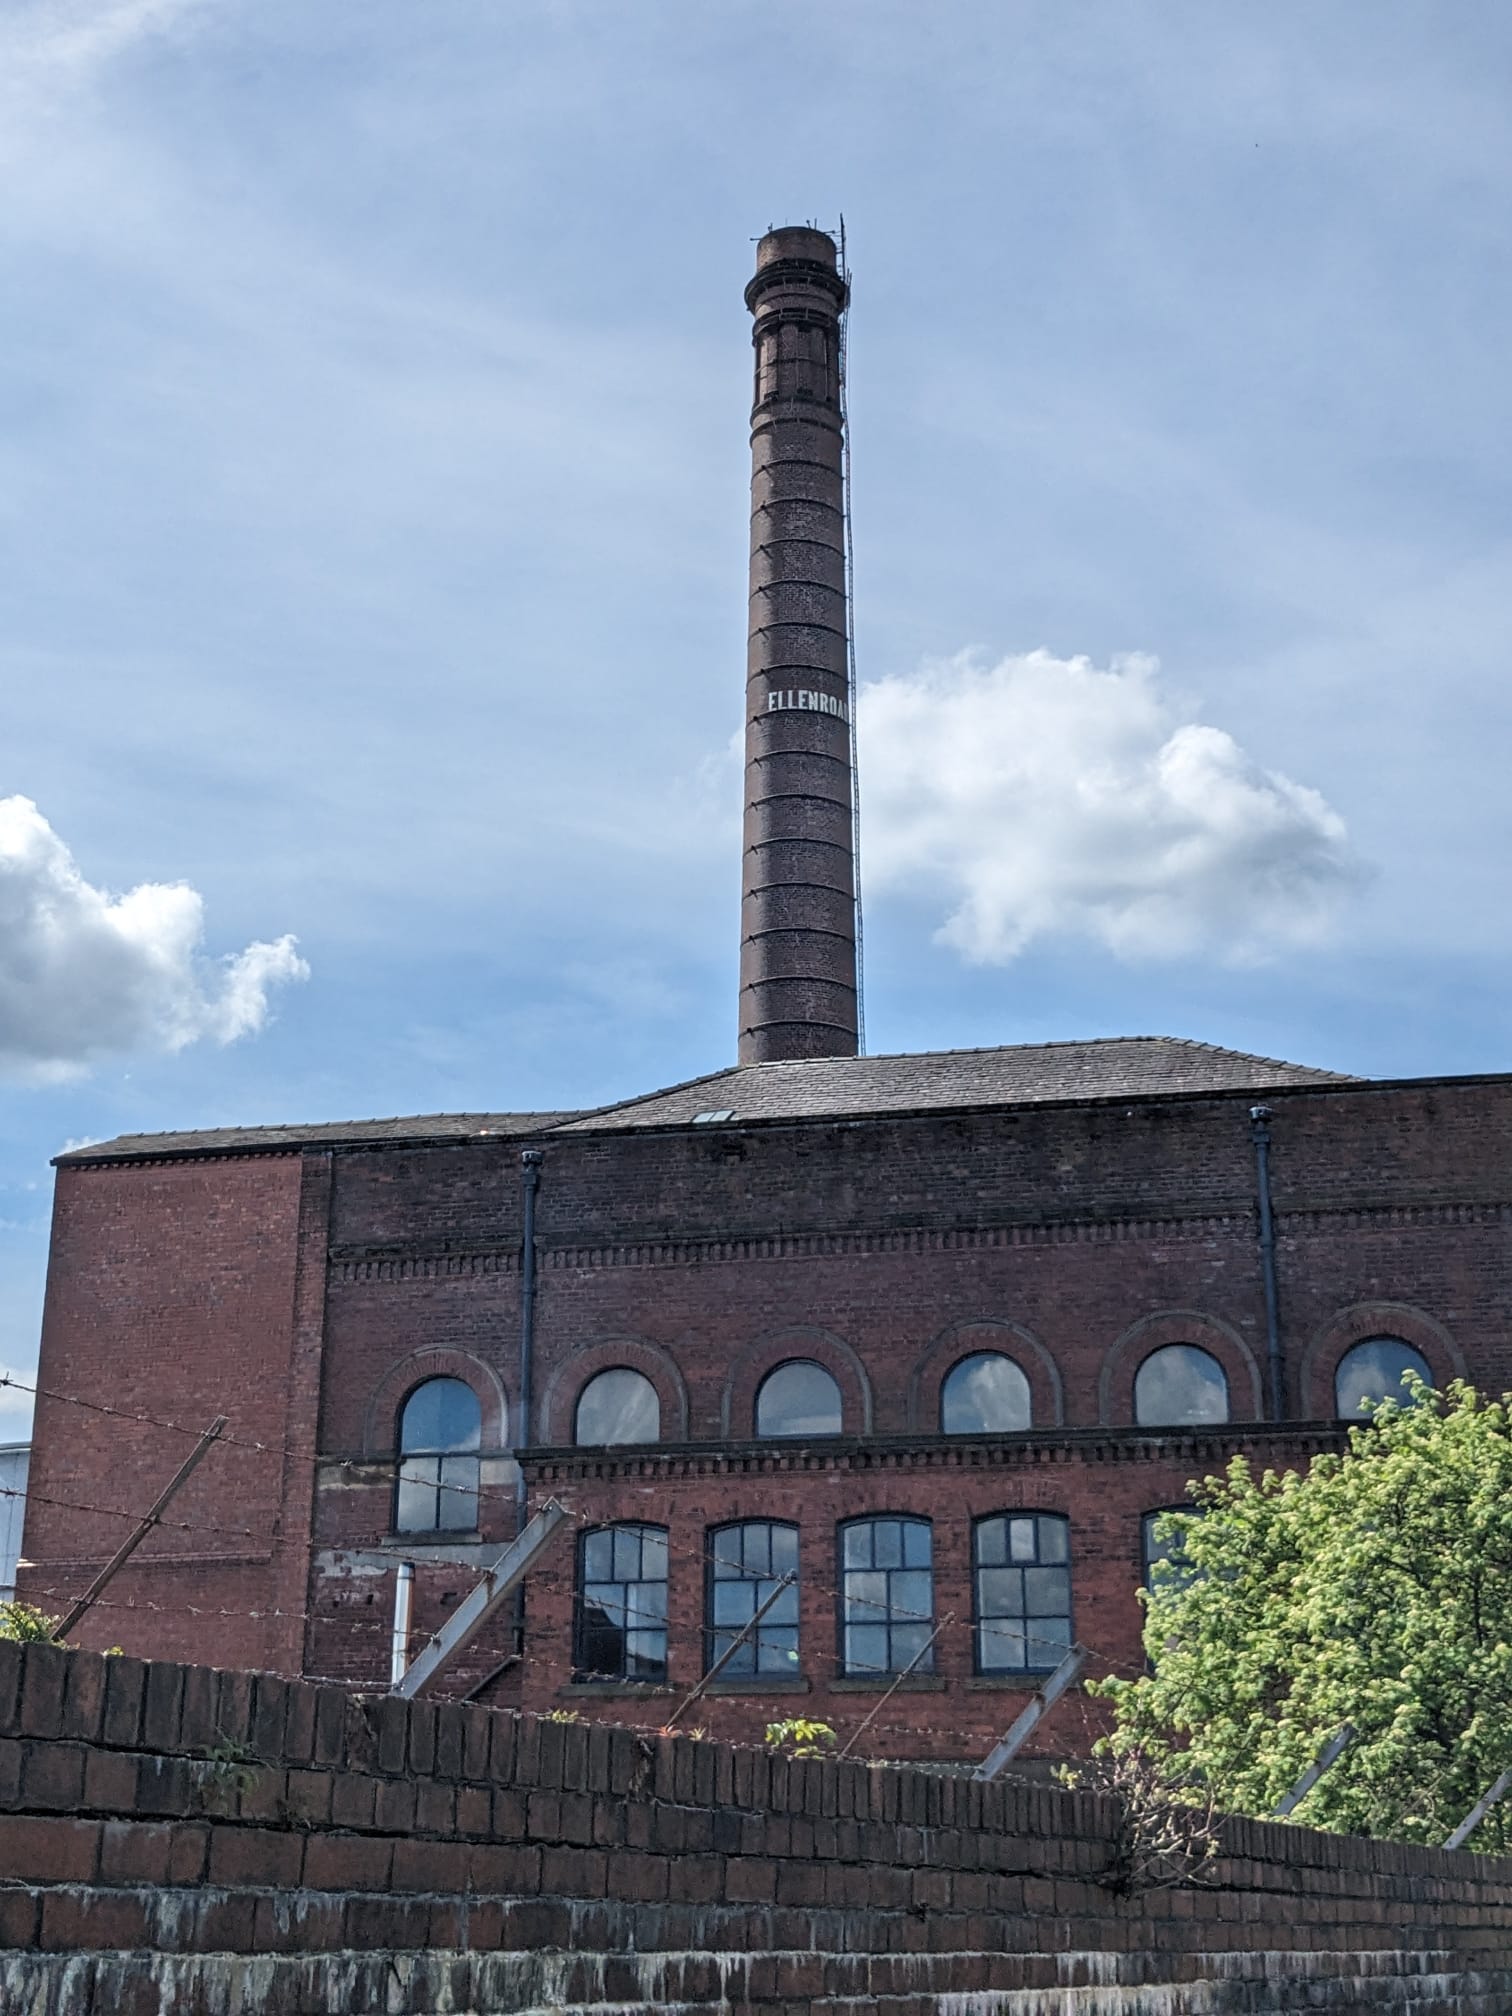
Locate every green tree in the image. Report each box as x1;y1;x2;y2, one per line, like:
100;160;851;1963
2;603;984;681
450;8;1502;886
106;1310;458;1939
1097;1381;1512;1848
0;1602;58;1643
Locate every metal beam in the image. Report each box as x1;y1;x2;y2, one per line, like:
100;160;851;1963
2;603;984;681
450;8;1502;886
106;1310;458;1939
1445;1768;1512;1851
392;1499;569;1699
972;1643;1089;1782
55;1416;227;1642
1271;1724;1354;1819
663;1573;796;1731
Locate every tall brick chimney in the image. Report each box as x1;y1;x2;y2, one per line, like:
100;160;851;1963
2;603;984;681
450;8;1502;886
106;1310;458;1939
738;226;860;1066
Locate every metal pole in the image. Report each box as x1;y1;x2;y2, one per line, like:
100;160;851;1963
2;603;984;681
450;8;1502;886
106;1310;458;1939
55;1415;227;1642
662;1573;796;1731
839;1612;954;1759
1444;1768;1512;1851
1249;1106;1285;1422
393;1498;568;1699
1271;1723;1354;1818
389;1561;414;1687
973;1643;1090;1782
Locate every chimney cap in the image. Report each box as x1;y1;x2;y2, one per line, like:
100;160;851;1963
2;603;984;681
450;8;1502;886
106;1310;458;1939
754;224;839;273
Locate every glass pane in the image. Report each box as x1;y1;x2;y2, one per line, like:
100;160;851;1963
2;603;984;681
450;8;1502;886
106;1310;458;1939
978;1567;1024;1617
713;1581;755;1626
1023;1566;1070;1617
1028;1615;1072;1666
578;1612;624;1678
395;1464;435;1534
437;1454;478;1530
756;1361;843;1438
582;1530;613;1581
1133;1345;1230;1427
626;1630;666;1680
583;1581;620;1617
1036;1518;1069;1564
575;1369;661;1447
738;1525;769;1573
716;1634;755;1675
766;1583;799;1625
757;1633;799;1673
981;1623;1026;1671
1335;1338;1432;1420
873;1523;903;1569
845;1624;888;1675
975;1519;1007;1567
843;1523;873;1569
846;1570;887;1615
1008;1518;1036;1562
400;1378;482;1455
891;1623;933;1672
941;1353;1032;1434
710;1530;739;1579
612;1528;642;1581
902;1522;931;1568
639;1529;667;1581
771;1525;799;1575
629;1580;667;1625
892;1570;932;1622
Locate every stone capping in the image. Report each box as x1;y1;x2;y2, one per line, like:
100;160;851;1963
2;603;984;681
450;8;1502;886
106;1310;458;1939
3;1636;1511;1899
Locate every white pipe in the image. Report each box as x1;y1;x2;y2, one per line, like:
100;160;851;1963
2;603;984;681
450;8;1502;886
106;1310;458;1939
390;1561;414;1687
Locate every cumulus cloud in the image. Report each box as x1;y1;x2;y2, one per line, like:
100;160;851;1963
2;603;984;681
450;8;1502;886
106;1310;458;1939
860;651;1361;965
0;796;308;1082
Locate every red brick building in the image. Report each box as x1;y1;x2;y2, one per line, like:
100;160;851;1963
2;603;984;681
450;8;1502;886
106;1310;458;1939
18;228;1505;1765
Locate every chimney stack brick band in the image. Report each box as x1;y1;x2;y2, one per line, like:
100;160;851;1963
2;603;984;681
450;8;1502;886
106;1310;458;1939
739;226;860;1065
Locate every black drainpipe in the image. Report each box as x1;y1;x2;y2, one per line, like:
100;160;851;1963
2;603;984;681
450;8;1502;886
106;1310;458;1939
1249;1106;1284;1422
513;1148;543;1656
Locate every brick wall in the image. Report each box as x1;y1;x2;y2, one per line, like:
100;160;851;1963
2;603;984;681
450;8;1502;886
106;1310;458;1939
1;1641;1511;2013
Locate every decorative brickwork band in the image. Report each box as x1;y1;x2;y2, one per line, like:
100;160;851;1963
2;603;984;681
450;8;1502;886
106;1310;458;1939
739;226;860;1065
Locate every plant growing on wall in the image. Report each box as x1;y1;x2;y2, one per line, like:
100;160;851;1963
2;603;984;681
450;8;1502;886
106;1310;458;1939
765;1717;836;1760
0;1601;59;1642
1096;1380;1512;1848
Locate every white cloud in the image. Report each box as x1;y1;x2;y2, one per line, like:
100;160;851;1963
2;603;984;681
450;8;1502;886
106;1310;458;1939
0;797;308;1082
860;651;1361;966
2;0;203;78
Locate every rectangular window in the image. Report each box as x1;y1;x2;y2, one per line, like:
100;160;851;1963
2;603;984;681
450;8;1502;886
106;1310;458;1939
573;1524;669;1683
973;1514;1072;1673
706;1521;800;1676
839;1517;934;1677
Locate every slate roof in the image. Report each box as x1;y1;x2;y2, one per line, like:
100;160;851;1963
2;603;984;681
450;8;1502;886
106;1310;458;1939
556;1037;1354;1132
56;1037;1354;1164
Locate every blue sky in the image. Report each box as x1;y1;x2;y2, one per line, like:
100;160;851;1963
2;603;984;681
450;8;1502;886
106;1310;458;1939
3;0;1510;1430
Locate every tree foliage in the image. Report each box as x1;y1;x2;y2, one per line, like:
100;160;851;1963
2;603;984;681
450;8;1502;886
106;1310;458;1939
0;1602;58;1643
1096;1381;1512;1847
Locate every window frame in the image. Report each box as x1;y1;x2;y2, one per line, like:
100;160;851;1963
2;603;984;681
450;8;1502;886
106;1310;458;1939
573;1366;662;1449
393;1376;483;1537
754;1358;844;1440
1132;1343;1231;1428
1333;1336;1434;1421
1140;1505;1197;1595
939;1351;1034;1436
571;1522;670;1685
971;1512;1073;1677
703;1520;801;1680
836;1515;935;1679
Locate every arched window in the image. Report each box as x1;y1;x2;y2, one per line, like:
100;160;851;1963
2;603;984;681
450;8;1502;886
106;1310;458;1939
941;1353;1032;1435
1133;1344;1229;1427
706;1521;800;1677
574;1368;661;1447
1335;1338;1433;1420
1141;1507;1198;1595
973;1514;1071;1673
839;1517;933;1676
755;1360;842;1438
395;1377;483;1534
573;1524;668;1683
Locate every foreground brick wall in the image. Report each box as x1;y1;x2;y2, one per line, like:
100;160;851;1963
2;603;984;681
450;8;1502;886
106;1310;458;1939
2;1641;1512;2012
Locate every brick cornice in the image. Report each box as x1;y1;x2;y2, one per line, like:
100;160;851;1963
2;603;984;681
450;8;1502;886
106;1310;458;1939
327;1196;1512;1283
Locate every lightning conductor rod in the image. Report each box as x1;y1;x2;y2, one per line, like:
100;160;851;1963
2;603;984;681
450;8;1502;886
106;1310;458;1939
739;224;861;1065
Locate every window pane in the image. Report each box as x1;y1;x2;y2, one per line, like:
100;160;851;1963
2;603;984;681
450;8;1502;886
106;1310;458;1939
713;1581;755;1626
1037;1518;1069;1564
575;1369;661;1447
1133;1345;1230;1427
612;1528;642;1580
892;1570;932;1621
757;1634;799;1674
626;1630;666;1680
1008;1518;1036;1562
582;1530;614;1580
716;1634;755;1675
975;1519;1007;1567
891;1623;933;1672
902;1522;931;1568
395;1464;435;1534
978;1567;1024;1617
843;1524;873;1569
1030;1616;1073;1664
873;1523;903;1569
741;1526;772;1573
1335;1338;1433;1420
437;1454;478;1530
756;1361;843;1438
766;1582;799;1626
845;1624;888;1674
846;1570;888;1615
981;1623;1027;1671
640;1529;668;1580
629;1579;668;1625
1023;1566;1070;1616
400;1378;482;1455
941;1353;1032;1435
